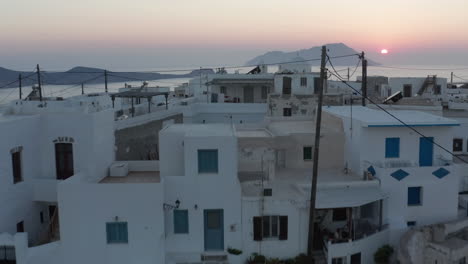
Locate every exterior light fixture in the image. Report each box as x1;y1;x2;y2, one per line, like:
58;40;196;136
163;199;181;210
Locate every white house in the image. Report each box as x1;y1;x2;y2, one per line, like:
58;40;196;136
0;94;115;262
325;106;460;246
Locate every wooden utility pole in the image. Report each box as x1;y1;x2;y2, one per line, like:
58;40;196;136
81;83;84;95
347;67;350;81
36;64;42;101
451;72;454;87
307;45;327;258
19;74;22;99
104;70;108;93
361;52;367;106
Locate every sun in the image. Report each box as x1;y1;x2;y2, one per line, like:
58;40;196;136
381;49;389;54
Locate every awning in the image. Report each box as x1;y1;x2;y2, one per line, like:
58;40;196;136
315;186;385;209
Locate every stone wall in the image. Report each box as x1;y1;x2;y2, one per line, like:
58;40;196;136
115;114;183;160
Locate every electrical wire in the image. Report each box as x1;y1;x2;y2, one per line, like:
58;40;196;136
327;64;468;165
453;74;468;82
372;65;468;71
49;74;105;97
40;54;360;74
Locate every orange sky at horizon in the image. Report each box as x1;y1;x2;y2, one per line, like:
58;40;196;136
2;0;468;68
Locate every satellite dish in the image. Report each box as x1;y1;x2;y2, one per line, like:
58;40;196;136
383;91;403;104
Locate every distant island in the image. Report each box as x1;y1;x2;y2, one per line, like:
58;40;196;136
245;43;379;66
0;66;214;89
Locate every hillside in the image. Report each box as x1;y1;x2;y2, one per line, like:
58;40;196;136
245;43;379;66
0;67;214;88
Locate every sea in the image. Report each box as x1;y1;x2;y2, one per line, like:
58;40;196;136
1;65;467;110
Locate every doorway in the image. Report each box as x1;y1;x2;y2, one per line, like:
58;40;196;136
204;209;224;251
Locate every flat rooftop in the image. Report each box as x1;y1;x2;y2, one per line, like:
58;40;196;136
240;167;383;208
325;106;459;127
162;123;235;137
100;171;160;183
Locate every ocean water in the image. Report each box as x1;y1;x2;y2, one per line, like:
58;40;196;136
0;78;192;108
1;65;467;108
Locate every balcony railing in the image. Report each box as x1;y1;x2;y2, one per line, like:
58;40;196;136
365;157;452;169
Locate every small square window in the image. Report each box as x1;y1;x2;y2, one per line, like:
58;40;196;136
408;187;422;206
300;77;307;87
174;210;189;234
263;188;272;197
106;222;128;244
283;108;292;117
303;146;313;160
198;150;218;173
407;221;416;227
385;138;400;158
453;138;463;152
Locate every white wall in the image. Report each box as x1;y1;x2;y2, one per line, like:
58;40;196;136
58;179;165;264
327;228;389;264
0;115;49;244
161;125;243;262
0;97;115;245
274;73;320;95
389;77;447;98
241;199;308;259
183;103;267;124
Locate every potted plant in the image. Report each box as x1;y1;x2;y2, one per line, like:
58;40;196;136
374;245;394;264
227;247;243;264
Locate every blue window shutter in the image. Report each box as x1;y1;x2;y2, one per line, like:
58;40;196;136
106;223;112;242
198;150;218;173
385;138;400;158
174;210;189;233
106;222;128;243
408;187;421;205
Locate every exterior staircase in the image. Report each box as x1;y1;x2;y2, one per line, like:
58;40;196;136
417;75;438;96
312;251;327;264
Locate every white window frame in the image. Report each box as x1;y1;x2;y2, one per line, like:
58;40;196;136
262;215;279;239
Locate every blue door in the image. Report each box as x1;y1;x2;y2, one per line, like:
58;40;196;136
204;209;224;251
419;137;434;166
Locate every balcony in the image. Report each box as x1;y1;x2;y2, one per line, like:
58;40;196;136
324;226;389;264
365;157;452;169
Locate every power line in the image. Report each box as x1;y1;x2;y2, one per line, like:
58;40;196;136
39;54;360;74
49;74;105;97
372;65;468;71
0;72;37;89
327;64;468;165
453;74;468;82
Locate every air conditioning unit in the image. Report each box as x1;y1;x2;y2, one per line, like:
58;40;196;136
110;162;128;177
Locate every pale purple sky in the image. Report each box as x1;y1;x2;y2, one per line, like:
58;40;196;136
2;0;468;70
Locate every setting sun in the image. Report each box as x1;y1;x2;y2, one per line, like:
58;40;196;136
381;49;389;54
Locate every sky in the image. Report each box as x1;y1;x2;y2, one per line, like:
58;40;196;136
1;0;468;70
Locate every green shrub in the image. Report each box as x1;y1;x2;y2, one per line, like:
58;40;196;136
227;247;243;255
246;253;266;264
374;245;394;264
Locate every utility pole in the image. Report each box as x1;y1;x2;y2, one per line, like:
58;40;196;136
361;52;367;106
451;72;454;87
104;70;108;93
307;45;327;258
19;74;22;99
347;67;350;81
36;64;42;101
81;83;84;95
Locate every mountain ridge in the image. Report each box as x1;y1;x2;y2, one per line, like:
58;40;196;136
0;66;214;89
245;43;379;66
